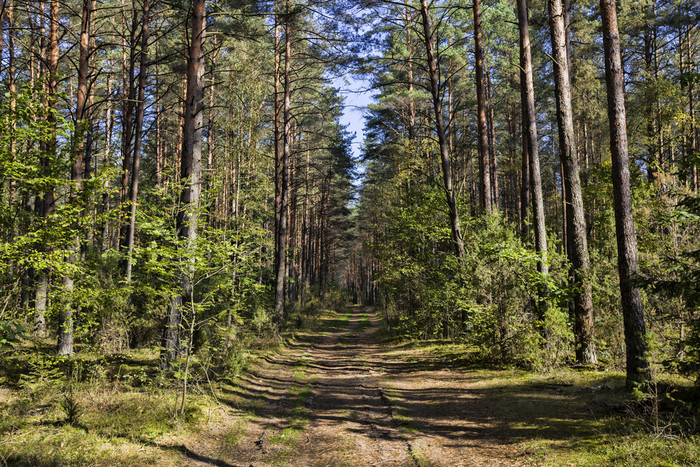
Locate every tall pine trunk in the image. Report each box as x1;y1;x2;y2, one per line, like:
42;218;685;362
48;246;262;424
35;0;60;339
549;0;596;363
487;70;499;209
520;82;530;238
405;2;415;140
473;0;493;213
687;26;697;191
58;0;92;355
162;0;205;367
517;0;549;285
419;0;465;258
601;0;649;387
273;13;282;273
119;5;138;238
274;2;292;327
124;0;149;282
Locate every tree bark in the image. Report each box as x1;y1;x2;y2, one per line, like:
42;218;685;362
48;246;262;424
300;138;310;306
487;69;499;209
274;3;292;326
273;13;282;267
473;0;493;213
155;41;164;190
520;79;530;238
35;0;60;339
419;0;465;258
7;0;16;166
0;5;4;68
679;25;688;181
101;66;114;250
58;0;92;356
517;0;549;283
124;0;149;282
687;26;697;191
601;0;649;387
549;0;596;363
162;0;205;367
405;2;415;140
652;11;665;173
206;30;218;202
643;24;658;185
119;5;138;222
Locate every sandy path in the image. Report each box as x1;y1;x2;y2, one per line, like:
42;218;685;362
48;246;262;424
209;306;522;466
290;307;417;466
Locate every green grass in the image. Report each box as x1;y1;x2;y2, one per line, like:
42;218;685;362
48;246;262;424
4;310;697;466
270;353;315;446
359;309;371;332
382;340;700;466
0;380;212;466
221;416;249;447
290;308;353;340
336;307;371;346
381;387;416;432
520;434;700;466
0;344;238;466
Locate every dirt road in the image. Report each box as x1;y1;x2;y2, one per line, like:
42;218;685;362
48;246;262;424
0;306;682;466
208;306;523;466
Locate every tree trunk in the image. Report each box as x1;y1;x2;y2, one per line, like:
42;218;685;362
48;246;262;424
119;5;137;224
34;274;48;338
517;0;549;284
162;0;205;367
687;26;697;191
643;24;657;185
34;0;60;339
652;12;665;173
101;67;114;251
487;69;499;209
601;0;649;387
419;0;465;258
300;139;310;306
155;40;164;190
549;0;596;364
679;24;690;186
274;13;282;268
7;0;16;169
405;2;415;140
473;0;493;213
206;31;219;203
0;5;3;67
274;4;292;327
520;79;530;238
124;0;149;282
58;0;92;356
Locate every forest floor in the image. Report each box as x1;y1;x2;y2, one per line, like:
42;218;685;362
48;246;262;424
1;305;699;466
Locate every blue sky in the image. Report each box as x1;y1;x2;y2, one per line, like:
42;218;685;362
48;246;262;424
334;77;375;163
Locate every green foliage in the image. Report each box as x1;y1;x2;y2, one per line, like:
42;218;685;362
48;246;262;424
370;178;573;368
0;319;26;353
60;385;81;426
642;192;700;381
457;214;573;368
16;353;68;416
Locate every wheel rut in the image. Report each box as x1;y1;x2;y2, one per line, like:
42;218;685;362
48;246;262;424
296;306;417;466
216;305;523;466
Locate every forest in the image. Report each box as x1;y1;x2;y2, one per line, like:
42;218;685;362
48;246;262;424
0;0;699;464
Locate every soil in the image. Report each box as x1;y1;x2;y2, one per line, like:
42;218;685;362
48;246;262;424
181;306;525;466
